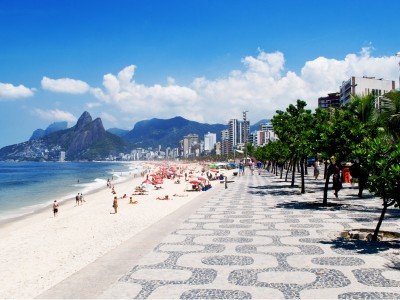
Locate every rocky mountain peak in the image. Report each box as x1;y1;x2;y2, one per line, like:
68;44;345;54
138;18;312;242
75;111;93;131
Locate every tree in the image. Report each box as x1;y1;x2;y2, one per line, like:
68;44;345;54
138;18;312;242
364;136;400;241
272;100;313;193
311;106;365;205
361;91;400;241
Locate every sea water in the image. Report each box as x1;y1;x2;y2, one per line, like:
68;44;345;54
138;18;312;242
0;161;142;221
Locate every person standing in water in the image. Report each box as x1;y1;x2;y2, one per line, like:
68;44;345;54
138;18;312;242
53;200;59;217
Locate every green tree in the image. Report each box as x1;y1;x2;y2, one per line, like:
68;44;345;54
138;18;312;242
311;106;365;205
272;100;313;193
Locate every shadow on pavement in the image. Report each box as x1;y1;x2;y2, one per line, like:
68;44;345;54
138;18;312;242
320;237;400;254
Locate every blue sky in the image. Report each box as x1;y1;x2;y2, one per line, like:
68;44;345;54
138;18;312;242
0;0;399;147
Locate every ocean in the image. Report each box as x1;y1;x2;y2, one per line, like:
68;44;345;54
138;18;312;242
0;161;142;221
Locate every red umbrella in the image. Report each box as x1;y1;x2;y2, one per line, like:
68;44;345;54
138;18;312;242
189;179;201;184
142;179;151;184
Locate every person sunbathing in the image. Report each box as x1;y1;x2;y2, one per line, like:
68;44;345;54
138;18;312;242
154;185;163;190
122;194;127;198
173;193;188;197
132;191;148;195
129;197;138;204
156;195;170;200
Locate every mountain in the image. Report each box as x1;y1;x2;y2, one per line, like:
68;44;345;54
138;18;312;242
107;128;130;137
0;112;128;161
30;121;68;140
250;119;270;132
124;116;227;148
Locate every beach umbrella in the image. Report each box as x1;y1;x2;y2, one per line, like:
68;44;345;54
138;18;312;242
198;176;207;181
142;179;152;184
189;179;201;184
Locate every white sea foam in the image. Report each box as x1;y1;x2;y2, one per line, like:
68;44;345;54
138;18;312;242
0;162;143;223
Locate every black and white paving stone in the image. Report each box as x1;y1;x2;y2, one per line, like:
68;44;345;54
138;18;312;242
101;170;400;299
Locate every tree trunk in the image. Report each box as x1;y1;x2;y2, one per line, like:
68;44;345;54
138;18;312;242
323;172;330;206
372;201;388;241
280;165;283;179
300;158;305;194
291;159;296;187
323;161;328;179
285;162;290;182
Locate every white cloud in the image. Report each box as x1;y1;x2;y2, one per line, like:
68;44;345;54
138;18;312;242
33;109;77;123
41;76;90;94
0;82;34;99
86;102;102;108
72;47;398;125
100;112;117;124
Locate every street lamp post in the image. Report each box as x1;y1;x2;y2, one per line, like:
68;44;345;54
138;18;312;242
396;52;400;90
243;110;248;162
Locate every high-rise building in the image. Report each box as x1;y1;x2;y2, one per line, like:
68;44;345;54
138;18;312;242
318;92;340;108
340;76;395;105
221;129;230;155
259;122;273;132
182;134;199;157
59;151;65;162
204;132;217;151
256;130;276;146
228;119;250;152
215;142;221;155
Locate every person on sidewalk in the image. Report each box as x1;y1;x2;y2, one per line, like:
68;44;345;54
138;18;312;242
329;161;342;198
313;160;320;180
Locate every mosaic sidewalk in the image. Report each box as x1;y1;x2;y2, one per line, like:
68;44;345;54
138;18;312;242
101;172;400;299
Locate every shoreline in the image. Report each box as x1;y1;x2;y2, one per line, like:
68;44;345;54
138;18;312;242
0;169;141;230
0;161;232;298
0;161;143;229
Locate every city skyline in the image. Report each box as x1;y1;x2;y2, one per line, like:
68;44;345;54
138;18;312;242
1;0;399;147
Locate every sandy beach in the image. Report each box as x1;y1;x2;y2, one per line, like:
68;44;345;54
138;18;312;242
0;161;233;298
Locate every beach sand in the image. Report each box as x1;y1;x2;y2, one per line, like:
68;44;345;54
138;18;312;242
0;162;233;298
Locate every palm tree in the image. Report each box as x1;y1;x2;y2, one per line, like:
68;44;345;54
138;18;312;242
378;90;400;141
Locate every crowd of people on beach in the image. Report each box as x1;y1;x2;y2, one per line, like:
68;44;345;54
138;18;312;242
50;161;260;218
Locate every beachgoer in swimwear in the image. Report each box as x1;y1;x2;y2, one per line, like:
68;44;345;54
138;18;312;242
111;196;118;214
129;197;138;204
53;200;59;217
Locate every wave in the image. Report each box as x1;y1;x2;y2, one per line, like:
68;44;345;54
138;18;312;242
0;162;144;222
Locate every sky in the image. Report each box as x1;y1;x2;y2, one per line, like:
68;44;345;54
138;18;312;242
0;0;399;147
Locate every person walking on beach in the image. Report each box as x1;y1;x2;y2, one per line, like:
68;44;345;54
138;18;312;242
53;200;59;217
75;193;80;206
111;196;118;214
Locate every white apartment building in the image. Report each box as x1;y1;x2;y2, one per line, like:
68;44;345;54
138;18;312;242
182;134;199;157
204;132;217;151
228;119;250;150
256;130;276;146
340;76;395;105
59;151;65;162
